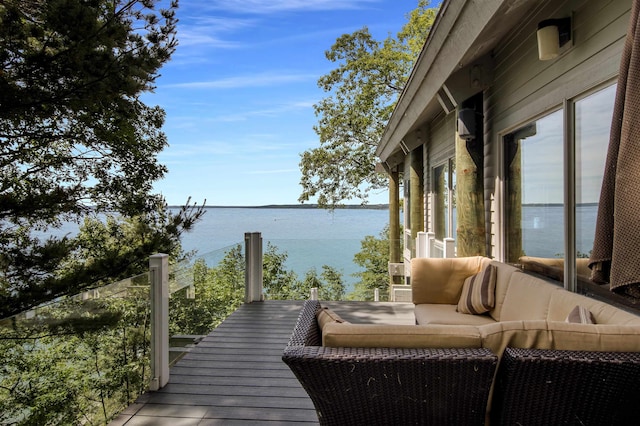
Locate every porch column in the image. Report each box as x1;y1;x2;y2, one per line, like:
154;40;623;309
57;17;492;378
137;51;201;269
388;170;402;285
456;97;485;257
410;148;424;255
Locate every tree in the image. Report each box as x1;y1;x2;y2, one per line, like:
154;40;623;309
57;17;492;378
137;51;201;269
301;265;345;301
319;265;345;301
0;0;205;317
170;250;245;336
351;226;394;301
299;1;437;207
262;242;300;300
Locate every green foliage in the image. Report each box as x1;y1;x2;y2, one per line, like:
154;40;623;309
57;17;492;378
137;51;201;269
350;226;394;301
301;265;346;301
262;243;301;300
0;290;151;425
299;1;437;208
170;250;245;336
0;0;209;317
1;198;204;318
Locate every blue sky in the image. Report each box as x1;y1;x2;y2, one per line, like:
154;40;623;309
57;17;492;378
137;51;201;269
146;0;427;206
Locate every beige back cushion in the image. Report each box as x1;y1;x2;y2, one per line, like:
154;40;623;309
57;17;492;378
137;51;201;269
488;261;522;321
411;256;484;304
322;323;482;348
548;290;640;324
499;273;562;321
316;307;348;329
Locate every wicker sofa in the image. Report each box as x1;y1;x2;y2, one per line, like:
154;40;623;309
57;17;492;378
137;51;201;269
283;257;640;425
282;299;498;426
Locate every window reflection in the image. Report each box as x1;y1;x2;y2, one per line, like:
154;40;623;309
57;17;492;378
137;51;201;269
505;110;564;264
433;159;456;241
575;84;616;282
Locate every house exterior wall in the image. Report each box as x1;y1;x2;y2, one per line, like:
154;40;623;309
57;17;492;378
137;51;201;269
486;0;630;261
425;110;455;234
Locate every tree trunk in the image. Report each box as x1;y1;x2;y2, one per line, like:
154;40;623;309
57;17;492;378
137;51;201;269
410;148;424;250
388;170;402;285
455;134;485;256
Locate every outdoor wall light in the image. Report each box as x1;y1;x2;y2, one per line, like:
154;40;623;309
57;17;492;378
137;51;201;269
537;17;571;60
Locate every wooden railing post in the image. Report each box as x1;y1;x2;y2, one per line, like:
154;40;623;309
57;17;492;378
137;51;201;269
416;231;428;258
444;238;456;258
244;232;263;303
427;232;436;257
149;253;169;391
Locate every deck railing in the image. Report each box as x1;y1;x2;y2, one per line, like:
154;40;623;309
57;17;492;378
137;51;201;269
0;272;152;424
416;231;455;258
0;231;389;423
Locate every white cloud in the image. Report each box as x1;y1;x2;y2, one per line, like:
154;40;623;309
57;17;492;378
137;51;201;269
247;168;300;175
164;72;316;89
212;100;315;122
192;0;380;15
177;16;256;48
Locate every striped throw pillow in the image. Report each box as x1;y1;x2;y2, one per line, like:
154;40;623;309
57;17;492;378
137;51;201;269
457;264;497;314
565;305;595;324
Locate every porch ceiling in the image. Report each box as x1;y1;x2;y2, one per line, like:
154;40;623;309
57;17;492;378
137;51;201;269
376;0;539;167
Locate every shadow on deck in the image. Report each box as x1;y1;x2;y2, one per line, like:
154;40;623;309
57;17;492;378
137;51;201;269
111;300;415;425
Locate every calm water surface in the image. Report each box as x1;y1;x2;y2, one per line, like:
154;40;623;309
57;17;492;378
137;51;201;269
181;208;390;290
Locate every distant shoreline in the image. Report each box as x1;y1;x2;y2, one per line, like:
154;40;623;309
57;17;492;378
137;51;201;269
170;204;390;210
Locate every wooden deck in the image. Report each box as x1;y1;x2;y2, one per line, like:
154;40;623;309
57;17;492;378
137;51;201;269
111;300;415;425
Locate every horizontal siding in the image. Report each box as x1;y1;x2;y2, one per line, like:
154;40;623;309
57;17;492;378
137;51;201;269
428;111;455;170
488;0;629;134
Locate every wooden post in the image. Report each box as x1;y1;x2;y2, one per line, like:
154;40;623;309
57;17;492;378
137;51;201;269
416;231;428;258
244;232;263;303
455;94;487;258
505;136;523;263
388;170;402;286
455;132;486;256
150;253;169;391
410;148;424;254
389;170;401;264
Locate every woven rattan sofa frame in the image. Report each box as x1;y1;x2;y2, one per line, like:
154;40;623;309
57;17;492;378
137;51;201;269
282;300;498;426
491;347;640;426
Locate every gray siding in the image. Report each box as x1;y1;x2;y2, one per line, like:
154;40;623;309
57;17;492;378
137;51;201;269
425;111;455;233
485;0;630;259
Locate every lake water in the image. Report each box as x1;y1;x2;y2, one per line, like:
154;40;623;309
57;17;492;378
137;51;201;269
180;207;390;290
37;204;598;291
521;204;597;258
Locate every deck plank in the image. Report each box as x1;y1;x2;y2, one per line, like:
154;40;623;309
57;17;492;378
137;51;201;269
112;300;414;425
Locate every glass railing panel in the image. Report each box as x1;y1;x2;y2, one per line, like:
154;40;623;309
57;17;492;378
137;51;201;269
0;273;151;425
263;238;393;302
168;244;244;356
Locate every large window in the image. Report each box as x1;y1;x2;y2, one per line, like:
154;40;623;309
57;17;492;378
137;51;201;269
505;110;564;263
503;84;615;285
575;84;616;281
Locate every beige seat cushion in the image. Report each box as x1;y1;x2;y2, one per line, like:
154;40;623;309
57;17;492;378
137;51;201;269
479;320;552;357
322;322;482;348
547;322;640;352
411;256;484;304
415;304;496;326
479;320;640;356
